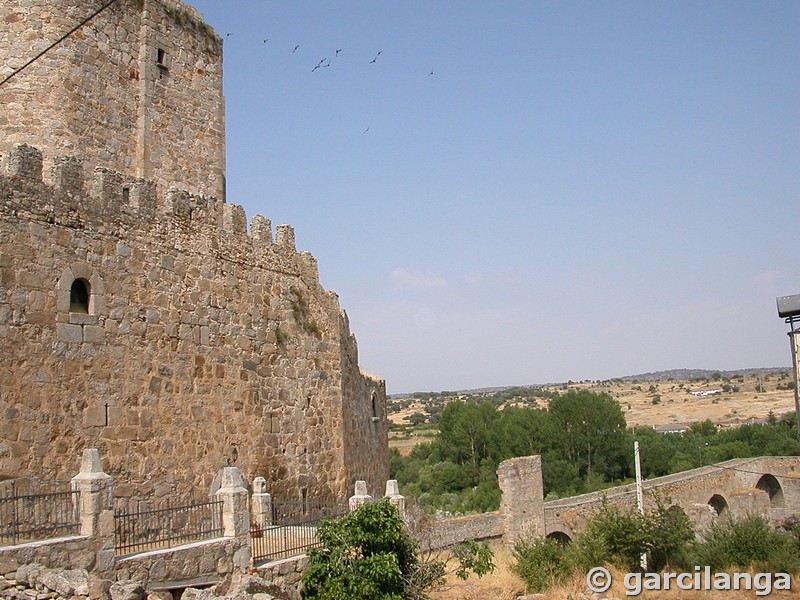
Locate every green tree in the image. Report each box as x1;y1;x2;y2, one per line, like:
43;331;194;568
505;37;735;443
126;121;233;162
548;390;628;480
437;401;498;466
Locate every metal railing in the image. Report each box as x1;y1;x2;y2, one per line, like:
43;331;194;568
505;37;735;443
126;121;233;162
0;488;80;546
114;499;224;556
251;498;347;563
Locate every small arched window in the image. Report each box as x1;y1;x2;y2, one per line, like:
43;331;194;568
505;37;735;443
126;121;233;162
70;279;90;313
371;391;378;419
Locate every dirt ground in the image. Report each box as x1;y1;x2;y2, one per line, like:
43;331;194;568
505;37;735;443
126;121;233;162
430;544;800;599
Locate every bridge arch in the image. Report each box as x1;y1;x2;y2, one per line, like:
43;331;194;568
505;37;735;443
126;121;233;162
755;474;785;508
545;525;573;544
708;494;728;518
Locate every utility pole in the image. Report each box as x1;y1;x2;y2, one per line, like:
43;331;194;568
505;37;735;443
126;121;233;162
634;441;647;570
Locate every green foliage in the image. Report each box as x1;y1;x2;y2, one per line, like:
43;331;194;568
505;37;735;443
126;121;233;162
645;496;695;570
579;501;649;571
690;515;800;574
289;286;321;336
512;537;572;592
548;390;628;480
513;497;693;593
301;499;494;600
302;500;416;600
392;387;800;516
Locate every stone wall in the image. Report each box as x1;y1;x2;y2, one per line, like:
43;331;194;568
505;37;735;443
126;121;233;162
253;556;307;600
417;513;502;551
0;144;387;504
0;0;225;199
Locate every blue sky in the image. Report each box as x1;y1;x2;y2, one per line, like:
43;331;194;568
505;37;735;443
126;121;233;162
189;1;799;394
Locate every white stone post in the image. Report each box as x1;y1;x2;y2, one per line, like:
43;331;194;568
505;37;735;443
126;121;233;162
348;480;373;511
251;476;273;530
70;448;115;572
70;448;113;537
214;466;251;570
384;480;406;515
215;467;250;537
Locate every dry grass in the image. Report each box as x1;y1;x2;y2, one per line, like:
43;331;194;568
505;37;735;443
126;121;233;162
430;551;800;600
428;542;527;600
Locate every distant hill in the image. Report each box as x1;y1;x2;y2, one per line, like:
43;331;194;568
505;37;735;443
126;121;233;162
390;367;792;398
618;367;791;382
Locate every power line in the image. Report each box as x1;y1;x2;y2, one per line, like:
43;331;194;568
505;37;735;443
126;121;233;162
0;0;122;88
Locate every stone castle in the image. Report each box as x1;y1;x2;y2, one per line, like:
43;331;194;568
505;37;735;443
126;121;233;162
0;0;389;503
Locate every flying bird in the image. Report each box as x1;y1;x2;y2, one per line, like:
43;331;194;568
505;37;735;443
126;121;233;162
362;127;370;134
292;44;300;53
428;70;434;76
335;49;343;56
311;58;328;72
263;39;269;44
369;51;382;64
225;33;233;38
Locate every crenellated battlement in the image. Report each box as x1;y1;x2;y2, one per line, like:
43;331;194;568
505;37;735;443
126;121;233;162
0;144;318;284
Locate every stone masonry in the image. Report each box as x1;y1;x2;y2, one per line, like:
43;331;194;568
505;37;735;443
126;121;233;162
0;0;225;199
0;0;388;505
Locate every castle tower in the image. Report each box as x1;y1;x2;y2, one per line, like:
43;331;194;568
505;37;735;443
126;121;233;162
0;0;226;199
0;2;389;503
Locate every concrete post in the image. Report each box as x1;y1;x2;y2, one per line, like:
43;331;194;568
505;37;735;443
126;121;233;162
215;467;250;537
251;476;272;530
348;480;373;511
70;448;115;572
384;480;405;515
70;449;114;537
214;467;251;570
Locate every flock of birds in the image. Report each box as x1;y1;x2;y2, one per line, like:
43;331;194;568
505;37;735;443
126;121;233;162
222;34;435;134
224;33;420;72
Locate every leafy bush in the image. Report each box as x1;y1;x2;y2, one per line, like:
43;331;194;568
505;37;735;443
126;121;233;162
302;499;417;600
513;497;694;593
512;537;571;592
690;514;800;574
302;499;493;600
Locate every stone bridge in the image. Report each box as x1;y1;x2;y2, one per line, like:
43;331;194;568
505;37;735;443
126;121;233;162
512;455;800;544
423;455;800;549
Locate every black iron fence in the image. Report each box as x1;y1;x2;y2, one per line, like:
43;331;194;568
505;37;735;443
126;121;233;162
0;486;80;546
114;499;224;556
251;498;348;563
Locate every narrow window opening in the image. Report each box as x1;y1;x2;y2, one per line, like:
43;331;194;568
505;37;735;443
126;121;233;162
371;391;379;419
70;279;90;313
156;48;168;79
301;488;308;515
122;186;130;203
